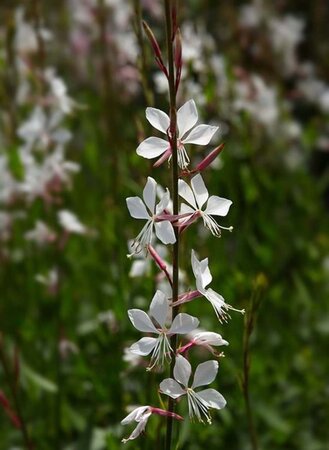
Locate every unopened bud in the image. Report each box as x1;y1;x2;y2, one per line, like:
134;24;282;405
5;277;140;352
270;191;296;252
142;21;162;61
196;144;225;172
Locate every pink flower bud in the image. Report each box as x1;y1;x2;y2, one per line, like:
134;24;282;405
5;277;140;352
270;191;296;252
150;407;183;421
195;144;225;172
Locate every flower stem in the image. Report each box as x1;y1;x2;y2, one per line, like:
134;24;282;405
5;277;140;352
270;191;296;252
133;0;154;106
0;336;33;450
164;1;179;450
242;280;265;450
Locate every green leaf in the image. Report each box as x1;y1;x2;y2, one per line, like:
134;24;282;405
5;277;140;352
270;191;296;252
22;363;58;393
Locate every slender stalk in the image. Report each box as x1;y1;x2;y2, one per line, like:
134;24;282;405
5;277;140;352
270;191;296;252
242;278;265;450
133;0;154;106
0;337;33;450
164;1;179;449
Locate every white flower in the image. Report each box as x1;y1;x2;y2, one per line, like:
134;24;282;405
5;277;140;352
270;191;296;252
128;290;199;369
192;250;244;322
179;174;232;237
136;99;218;169
121;406;152;443
159;355;226;424
126;177;176;254
25;220;56;246
192;331;229;347
121;405;183;443
58;210;86;234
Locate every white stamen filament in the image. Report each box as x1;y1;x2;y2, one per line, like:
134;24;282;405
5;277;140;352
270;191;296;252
147;332;172;371
202;212;233;237
187;389;212;424
129;219;154;255
177;143;190;169
206;290;245;323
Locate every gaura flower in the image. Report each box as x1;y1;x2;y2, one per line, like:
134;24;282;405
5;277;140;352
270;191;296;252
178;330;229;357
191;250;245;322
121;406;152;444
126;177;176;255
121;405;183;444
178;173;233;237
128;290;199;369
159;355;226;424
136;99;218;169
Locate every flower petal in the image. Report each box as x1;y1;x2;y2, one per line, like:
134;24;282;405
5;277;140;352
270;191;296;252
192;360;218;389
149;290;168;328
191;250;212;290
121;406;150;425
122;412;152;443
126;197;150;219
174;355;191;387
128;309;158;333
159;378;186;399
143;177;157;213
204;196;232;216
156;188;170;214
146;107;170;134
129;337;157;356
193;332;229;347
154;221;176;245
136;137;169;159
191;174;209;209
183;124;219;145
196;389;226;410
180;203;195;215
177;99;198;139
178;179;197;209
169;313;199;334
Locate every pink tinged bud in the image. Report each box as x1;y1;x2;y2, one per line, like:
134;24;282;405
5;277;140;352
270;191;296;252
148;245;173;287
177;341;195;355
172;290;201;307
154;148;172;167
178;211;201;234
174;29;182;92
195;144;225;172
155;212;192;223
150;407;183;421
148;245;167;272
142;21;168;78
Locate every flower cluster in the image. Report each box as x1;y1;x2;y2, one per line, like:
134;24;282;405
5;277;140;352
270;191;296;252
121;5;243;445
0;8;86;263
122;99;242;441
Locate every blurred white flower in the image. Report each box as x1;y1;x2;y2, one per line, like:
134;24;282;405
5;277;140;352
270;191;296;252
269;16;304;75
58;210;87;234
25;221;56;246
234;76;279;129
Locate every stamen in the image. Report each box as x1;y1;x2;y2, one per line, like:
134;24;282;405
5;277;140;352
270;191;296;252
147;333;172;371
129;220;154;256
187;389;212;424
177;143;190;169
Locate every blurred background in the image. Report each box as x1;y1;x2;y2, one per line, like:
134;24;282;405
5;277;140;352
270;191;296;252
0;0;328;449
